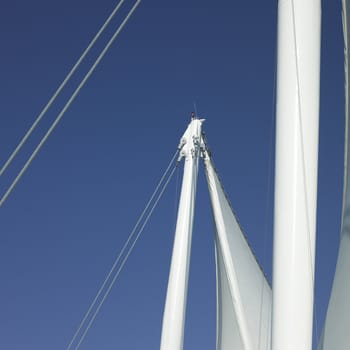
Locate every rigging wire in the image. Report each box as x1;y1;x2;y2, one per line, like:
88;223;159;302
71;165;178;350
291;0;319;342
172;166;180;233
0;0;128;178
0;0;142;209
66;151;179;350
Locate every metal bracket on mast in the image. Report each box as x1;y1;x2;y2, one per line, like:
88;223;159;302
160;117;204;350
176;121;205;163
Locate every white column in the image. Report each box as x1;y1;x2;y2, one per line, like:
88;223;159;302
272;1;321;350
160;119;204;350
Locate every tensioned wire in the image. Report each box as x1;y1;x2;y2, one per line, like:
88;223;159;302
66;150;179;350
0;0;127;179
67;157;178;350
0;0;142;208
291;0;319;343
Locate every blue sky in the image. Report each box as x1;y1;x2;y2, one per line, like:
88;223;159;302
0;0;344;349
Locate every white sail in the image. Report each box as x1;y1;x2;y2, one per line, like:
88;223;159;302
204;154;271;350
318;1;350;348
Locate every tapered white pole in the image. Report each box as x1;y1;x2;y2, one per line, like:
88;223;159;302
160;118;204;350
272;1;321;350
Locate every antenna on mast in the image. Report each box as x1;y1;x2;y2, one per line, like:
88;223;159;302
193;101;198;117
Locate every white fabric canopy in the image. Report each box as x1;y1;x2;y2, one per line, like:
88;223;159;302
318;1;350;348
204;155;271;350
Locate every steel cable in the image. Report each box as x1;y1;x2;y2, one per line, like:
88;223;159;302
0;0;127;178
0;0;142;208
66;151;178;350
70;165;178;350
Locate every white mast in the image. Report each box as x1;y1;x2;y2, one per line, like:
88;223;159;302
160;117;204;350
272;1;321;350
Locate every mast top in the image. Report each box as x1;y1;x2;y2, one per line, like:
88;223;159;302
177;117;205;162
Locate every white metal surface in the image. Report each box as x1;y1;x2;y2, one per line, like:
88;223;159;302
160;118;204;350
272;1;321;349
204;154;271;350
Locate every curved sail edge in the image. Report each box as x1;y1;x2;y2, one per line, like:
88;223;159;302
318;1;350;349
204;155;271;350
